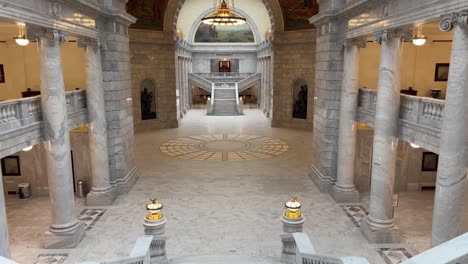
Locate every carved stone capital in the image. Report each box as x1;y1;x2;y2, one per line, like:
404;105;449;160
440;10;468;32
373;28;413;44
342;38;367;48
77;37;100;49
27;27;68;43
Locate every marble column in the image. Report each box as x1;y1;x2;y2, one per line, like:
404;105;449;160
360;28;412;244
265;58;270;117
432;11;468;247
31;28;85;248
0;168;10;258
78;38;115;206
175;57;181;119
330;38;366;203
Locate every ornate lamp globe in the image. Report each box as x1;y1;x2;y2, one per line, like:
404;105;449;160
284;196;302;219
145;198;164;221
201;0;246;26
14;25;29;46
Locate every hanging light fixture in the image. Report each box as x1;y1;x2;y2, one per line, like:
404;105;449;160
14;24;29;46
412;26;427;46
201;0;246;26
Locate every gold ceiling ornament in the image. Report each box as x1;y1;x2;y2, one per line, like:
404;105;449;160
145;198;164;221
201;0;246;26
284;196;302;219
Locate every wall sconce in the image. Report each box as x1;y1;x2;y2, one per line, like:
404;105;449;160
413;26;427;46
14;25;29;46
22;146;33;152
284;196;302;219
145;198;163;221
410;142;420;149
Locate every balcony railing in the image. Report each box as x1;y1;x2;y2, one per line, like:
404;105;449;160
357;88;444;153
195;72;254;79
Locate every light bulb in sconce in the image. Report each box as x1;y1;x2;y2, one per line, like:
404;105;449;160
412;26;427;46
410;142;420;149
22;145;33;152
14;24;29;46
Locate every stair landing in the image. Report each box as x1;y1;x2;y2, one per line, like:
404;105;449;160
169;255;282;264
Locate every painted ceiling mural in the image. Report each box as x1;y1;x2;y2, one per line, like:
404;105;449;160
126;0;169;30
126;0;319;31
279;0;319;30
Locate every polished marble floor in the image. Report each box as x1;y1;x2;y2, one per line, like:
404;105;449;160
5;109;468;263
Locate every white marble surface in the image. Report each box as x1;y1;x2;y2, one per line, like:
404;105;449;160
364;34;403;231
37;30;82;237
334;44;360;200
432;17;468;247
84;44;113;202
0;168;10;258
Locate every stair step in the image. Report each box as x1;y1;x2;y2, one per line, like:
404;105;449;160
169;255;282;264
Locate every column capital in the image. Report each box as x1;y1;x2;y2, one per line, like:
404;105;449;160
373;28;413;44
77;36;100;49
27;27;68;43
341;37;367;48
440;10;468;32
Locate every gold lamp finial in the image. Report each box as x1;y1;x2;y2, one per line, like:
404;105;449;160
146;198;163;221
284;196;302;219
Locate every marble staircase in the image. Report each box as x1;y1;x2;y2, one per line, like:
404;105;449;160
211;87;241;116
169;255;282;264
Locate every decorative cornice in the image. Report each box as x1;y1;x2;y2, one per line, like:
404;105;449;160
77;36;99;48
27;27;68;43
342;37;367;48
440;10;468;32
373;28;413;44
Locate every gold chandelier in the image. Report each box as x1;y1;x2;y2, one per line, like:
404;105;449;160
201;0;246;26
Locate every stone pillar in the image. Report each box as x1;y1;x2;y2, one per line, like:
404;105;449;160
265;58;270;117
31;28;85;248
0;168;10;258
432;11;468;247
175;57;181;119
360;28;412;244
330;38;366;203
78;37;115;206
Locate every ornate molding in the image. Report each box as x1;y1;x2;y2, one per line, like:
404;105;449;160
27;27;68;43
77;37;99;49
342;38;367;48
373;28;413;44
440;10;468;32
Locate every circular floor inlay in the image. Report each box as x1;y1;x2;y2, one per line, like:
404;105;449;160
160;134;288;161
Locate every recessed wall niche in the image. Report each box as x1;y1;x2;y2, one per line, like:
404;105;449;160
292;79;308;119
140;79;157;120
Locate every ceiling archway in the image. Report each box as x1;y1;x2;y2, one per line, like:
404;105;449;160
126;0;318;32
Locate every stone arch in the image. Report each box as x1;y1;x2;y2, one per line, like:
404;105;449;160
292;79;308;119
140;79;157;120
165;0;284;37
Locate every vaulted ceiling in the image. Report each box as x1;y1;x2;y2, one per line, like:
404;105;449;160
126;0;318;31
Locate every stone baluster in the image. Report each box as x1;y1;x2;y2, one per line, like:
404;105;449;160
0;167;10;258
360;28;413;243
78;37;115;206
331;38;366;203
29;27;85;248
432;10;468;247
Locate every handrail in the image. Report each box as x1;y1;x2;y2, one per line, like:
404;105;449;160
211;83;214;105
195;72;254;79
235;83;239;105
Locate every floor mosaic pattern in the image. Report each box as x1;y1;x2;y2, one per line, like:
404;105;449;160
78;209;106;231
33;254;69;264
160;134;289;161
340;205;369;227
377;248;412;264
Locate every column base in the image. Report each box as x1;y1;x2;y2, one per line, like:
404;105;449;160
360;217;400;243
308;164;334;192
330;186;360;203
43;222;85;249
86;187;116;206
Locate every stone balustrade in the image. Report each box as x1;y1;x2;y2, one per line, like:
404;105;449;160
0;90;88;158
357;88;443;153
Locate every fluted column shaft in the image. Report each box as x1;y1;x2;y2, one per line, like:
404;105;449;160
0;168;10;258
432;11;468;247
331;39;365;203
80;39;114;206
34;28;85;248
360;29;412;243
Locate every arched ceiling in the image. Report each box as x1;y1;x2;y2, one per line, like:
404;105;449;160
126;0;319;32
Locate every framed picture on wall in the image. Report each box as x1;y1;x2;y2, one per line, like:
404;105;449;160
1;156;21;176
422;152;439;172
0;64;5;83
434;63;449;82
